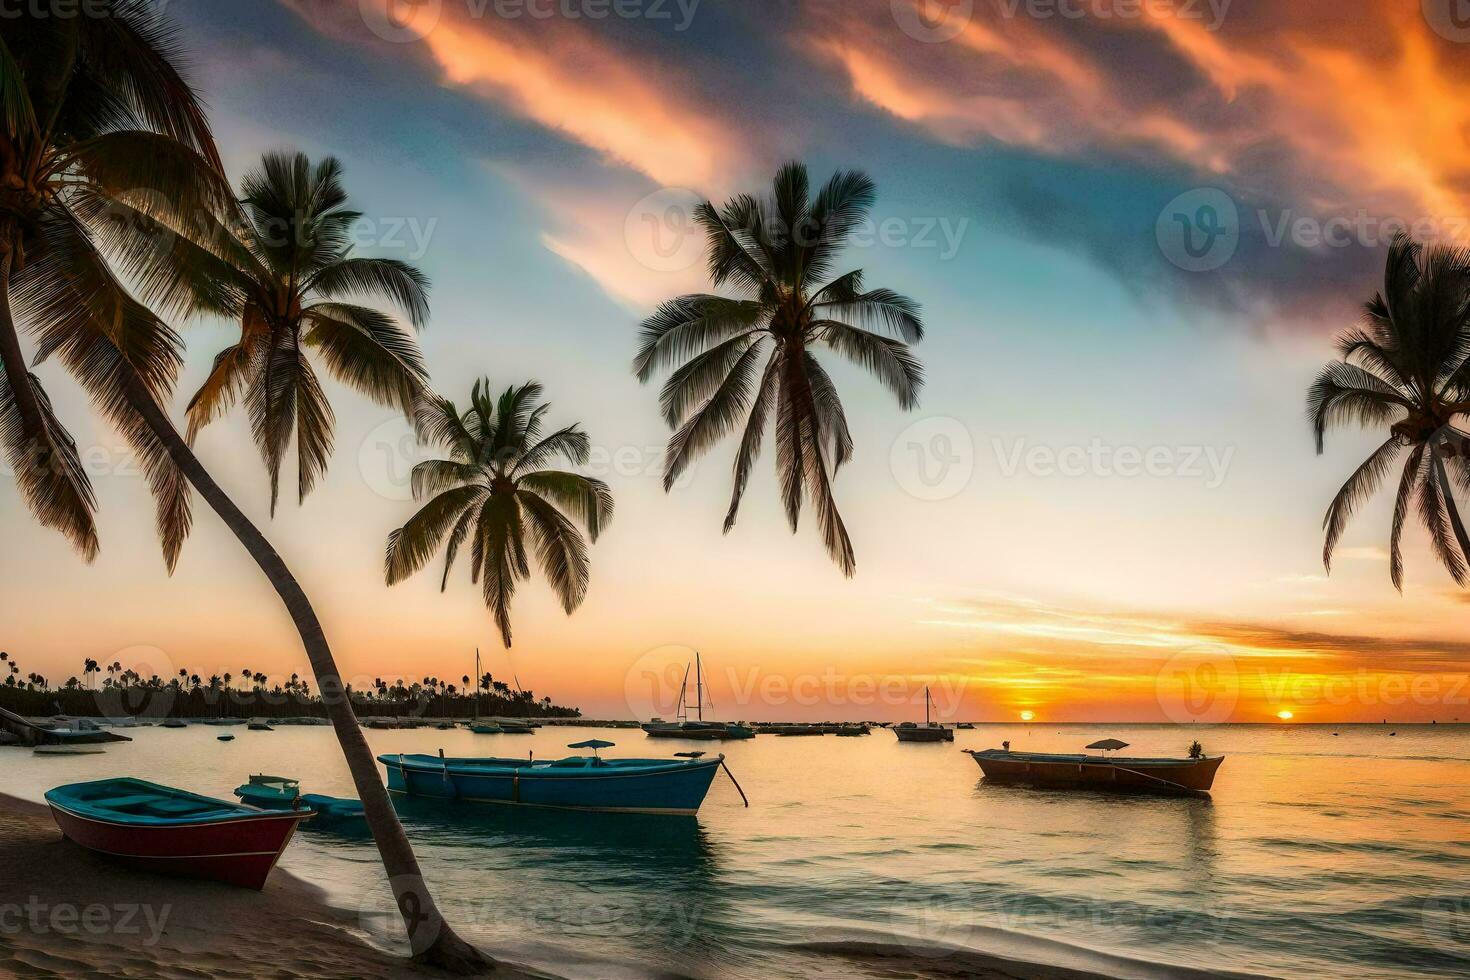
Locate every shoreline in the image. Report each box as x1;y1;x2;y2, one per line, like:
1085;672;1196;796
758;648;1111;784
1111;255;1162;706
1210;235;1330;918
0;787;1263;980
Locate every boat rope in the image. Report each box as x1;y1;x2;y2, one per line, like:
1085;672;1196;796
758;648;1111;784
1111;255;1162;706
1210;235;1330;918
1106;764;1196;795
720;760;750;807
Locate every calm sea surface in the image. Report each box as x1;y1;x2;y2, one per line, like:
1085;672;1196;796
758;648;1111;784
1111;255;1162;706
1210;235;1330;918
6;723;1468;979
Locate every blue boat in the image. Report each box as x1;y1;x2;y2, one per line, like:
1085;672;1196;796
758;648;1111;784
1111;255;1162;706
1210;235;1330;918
232;775;367;827
378;742;723;815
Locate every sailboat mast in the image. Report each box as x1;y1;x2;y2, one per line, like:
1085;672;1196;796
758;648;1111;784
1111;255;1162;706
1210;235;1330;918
925;686;931;726
677;663;691;724
696;652;704;723
474;648;480;721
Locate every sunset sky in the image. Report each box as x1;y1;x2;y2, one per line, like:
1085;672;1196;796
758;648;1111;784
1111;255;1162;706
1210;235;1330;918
5;0;1470;722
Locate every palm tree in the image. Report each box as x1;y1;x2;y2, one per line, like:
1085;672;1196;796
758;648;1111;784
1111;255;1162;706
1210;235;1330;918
0;7;481;970
1310;234;1470;589
166;150;431;512
634;161;925;575
384;380;613;646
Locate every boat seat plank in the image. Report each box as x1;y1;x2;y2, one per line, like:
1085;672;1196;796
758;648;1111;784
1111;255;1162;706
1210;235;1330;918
87;794;161;808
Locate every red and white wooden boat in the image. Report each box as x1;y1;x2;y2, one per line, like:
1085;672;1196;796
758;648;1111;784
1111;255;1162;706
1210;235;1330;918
45;778;311;889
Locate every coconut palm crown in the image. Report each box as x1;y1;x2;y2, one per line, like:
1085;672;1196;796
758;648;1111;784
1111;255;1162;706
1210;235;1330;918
634;161;924;576
385;380;613;647
0;2;228;570
121;149;432;513
1310;234;1470;590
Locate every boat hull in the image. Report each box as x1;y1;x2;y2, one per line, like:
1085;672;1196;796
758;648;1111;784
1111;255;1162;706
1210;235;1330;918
47;801;309;889
380;754;722;815
967;750;1223;795
893;726;953;742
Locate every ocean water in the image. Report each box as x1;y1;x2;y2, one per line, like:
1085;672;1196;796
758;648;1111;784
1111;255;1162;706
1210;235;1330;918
6;723;1468;979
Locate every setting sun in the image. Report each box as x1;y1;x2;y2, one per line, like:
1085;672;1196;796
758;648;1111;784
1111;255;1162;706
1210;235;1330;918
1020;710;1035;721
1277;710;1295;721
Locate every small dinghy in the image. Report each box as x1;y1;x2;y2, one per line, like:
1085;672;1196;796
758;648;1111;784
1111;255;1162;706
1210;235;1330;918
45;778;310;889
233;775;366;828
34;744;106;755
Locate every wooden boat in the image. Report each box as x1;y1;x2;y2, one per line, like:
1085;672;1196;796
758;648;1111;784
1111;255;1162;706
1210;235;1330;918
34;744;106;755
893;688;953;742
233;775;367;827
470;723;502;734
965;743;1224;796
379;744;724;815
246;719;273;731
45;778;311;889
497;721;535;734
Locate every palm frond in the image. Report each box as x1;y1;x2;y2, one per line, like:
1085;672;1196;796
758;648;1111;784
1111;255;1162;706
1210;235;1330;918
305;257;430;329
513;425;591;473
517;470;613;541
0;33;39;137
1306;361;1410;452
658;331;758;426
1322;437;1403;572
303;302;427;413
804;352;854;470
384;484;488;585
817;319;923;409
724;355;779;533
1389;444;1428;592
663;339;767;489
519;490;590;613
0;365;99;561
632;295;763;383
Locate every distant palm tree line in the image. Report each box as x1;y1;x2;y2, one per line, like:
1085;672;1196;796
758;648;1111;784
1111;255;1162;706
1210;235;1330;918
0;650;575;720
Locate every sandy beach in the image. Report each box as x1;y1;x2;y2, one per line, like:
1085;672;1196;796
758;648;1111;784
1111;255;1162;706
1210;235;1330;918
0;787;1209;980
0;791;541;980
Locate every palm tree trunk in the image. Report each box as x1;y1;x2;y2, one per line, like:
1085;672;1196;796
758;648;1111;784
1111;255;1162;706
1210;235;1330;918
110;366;489;973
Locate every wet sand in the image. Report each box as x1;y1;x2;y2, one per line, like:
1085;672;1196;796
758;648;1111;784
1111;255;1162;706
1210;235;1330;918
0;791;543;979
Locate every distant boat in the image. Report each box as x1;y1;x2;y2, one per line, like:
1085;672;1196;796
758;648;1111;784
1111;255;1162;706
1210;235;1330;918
893;688;953;742
217;734;235;742
436;721;456;730
34;744;106;755
965;741;1224;796
956;722;976;730
773;725;824;736
379;744;724;815
470;723;503;735
233;775;366;828
246;719;273;731
834;725;870;737
45;778;311;889
643;654;753;740
497;721;535;734
160;718;187;729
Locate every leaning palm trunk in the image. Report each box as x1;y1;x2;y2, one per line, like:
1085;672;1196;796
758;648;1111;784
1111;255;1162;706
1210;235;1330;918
111;363;487;972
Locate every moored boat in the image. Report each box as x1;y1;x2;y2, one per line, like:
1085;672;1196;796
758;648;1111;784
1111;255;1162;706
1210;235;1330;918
246;718;274;731
470;722;502;734
233;775;367;827
45;778;311;889
965;742;1224;795
893;688;953;742
379;743;724;815
34;744;106;755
